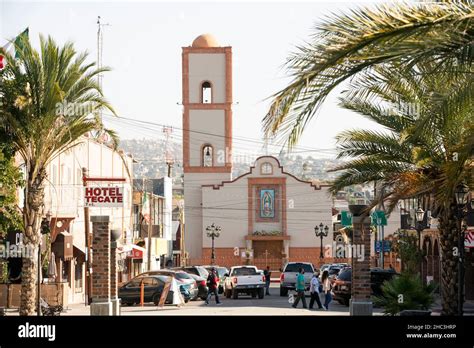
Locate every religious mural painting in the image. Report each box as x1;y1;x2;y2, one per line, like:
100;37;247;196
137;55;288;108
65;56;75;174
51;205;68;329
260;189;275;218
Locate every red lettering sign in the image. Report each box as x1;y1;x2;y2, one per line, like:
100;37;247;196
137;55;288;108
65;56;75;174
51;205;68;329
84;185;124;208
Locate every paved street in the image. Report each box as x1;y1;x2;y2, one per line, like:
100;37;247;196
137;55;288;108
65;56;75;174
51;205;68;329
58;284;383;316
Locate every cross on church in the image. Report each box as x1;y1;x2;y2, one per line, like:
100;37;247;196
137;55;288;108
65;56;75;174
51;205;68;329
263;249;270;267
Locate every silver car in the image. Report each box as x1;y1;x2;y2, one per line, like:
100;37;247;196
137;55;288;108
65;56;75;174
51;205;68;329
279;262;315;296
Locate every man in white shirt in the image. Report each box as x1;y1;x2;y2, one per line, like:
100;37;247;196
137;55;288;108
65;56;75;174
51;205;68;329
309;272;323;310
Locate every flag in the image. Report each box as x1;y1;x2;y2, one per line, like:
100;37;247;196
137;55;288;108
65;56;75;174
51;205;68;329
142;192;150;223
0;28;29;70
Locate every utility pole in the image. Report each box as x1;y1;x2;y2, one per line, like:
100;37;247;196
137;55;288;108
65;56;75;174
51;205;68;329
163;126;174;178
82;167;92;305
147;182;153;271
179;200;185;266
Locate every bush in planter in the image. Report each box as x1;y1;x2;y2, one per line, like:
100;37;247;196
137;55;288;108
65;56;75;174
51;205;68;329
373;272;436;315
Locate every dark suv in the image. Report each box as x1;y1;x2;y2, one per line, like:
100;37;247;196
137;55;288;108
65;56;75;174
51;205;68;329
332;267;397;306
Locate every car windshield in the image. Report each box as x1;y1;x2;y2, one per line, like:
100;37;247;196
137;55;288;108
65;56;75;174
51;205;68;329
337;269;352;281
174;272;192;280
284;263;313;273
197;267;209;278
217;268;228;277
231;267;258;276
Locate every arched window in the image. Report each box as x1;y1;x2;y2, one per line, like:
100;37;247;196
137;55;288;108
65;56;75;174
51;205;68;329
260;162;273;175
201;81;212;104
202;145;213;167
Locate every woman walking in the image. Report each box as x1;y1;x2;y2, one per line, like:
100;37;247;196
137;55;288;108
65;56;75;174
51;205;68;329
309;272;323;310
321;270;332;311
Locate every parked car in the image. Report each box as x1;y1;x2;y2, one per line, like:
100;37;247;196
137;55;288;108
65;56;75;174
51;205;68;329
203;266;229;293
187;273;208;300
118;275;191;305
332;267;398;306
173;266;209;279
279;262;315;296
224;266;266;299
138;270;199;300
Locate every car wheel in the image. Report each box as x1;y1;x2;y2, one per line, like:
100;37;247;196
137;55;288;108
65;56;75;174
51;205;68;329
258;288;264;299
232;288;238;299
185;298;190;303
280;287;288;297
153;293;161;306
251;292;257;298
200;295;208;301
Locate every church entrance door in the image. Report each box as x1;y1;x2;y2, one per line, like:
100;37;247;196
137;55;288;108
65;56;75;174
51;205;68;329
252;241;283;271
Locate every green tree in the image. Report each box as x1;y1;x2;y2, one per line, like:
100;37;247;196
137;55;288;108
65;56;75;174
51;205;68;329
0;35;117;315
327;60;473;315
373;272;437;315
263;1;474;147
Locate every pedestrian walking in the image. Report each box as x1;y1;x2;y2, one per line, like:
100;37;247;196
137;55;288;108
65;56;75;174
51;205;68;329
205;268;221;305
321;270;332;310
292;267;307;309
263;266;271;295
309;272;323;310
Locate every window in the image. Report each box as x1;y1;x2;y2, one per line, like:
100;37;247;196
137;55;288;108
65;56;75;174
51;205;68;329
202;145;213;167
201;81;212;104
261;162;273;175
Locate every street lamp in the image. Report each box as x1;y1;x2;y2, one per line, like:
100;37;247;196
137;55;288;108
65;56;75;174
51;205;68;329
206;223;221;265
314;223;329;259
455;182;469;316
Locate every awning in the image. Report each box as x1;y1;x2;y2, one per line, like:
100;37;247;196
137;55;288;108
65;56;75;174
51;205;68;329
52;232;73;261
73;246;86;263
119;244;146;259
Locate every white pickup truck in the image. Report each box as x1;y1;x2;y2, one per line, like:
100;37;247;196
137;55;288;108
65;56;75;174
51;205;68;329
223;266;266;299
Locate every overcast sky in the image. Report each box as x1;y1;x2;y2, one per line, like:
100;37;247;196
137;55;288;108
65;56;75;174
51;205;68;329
2;0;389;159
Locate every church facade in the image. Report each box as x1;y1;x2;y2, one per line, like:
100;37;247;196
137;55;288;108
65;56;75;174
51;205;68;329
182;34;333;269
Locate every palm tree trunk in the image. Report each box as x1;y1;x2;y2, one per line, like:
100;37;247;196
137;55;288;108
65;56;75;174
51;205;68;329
438;201;460;316
19;168;46;316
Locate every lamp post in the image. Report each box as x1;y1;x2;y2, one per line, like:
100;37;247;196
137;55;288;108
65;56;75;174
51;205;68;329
314;223;329;259
415;207;425;277
454;182;469;316
206;223;221;265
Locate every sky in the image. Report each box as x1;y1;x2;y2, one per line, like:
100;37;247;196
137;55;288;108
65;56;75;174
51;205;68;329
1;0;390;159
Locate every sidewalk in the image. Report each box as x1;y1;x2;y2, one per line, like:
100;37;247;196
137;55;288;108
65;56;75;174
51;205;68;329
431;297;474;315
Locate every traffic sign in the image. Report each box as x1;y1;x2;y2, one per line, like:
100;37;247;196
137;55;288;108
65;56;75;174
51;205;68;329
375;240;391;252
341;211;352;227
371;210;387;226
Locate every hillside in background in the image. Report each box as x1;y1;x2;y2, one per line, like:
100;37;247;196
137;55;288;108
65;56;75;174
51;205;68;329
119;139;345;185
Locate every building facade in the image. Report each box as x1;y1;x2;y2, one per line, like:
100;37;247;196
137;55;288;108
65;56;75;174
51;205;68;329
182;34;333;269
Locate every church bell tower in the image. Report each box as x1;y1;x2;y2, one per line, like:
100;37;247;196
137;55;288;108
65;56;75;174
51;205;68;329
182;34;233;259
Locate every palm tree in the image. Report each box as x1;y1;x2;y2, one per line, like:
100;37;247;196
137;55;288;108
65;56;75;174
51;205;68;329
0;35;117;315
328;60;473;315
262;1;474;147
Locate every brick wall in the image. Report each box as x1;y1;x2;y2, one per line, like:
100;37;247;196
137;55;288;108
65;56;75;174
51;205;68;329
351;216;372;301
91;216;110;301
188;247;349;271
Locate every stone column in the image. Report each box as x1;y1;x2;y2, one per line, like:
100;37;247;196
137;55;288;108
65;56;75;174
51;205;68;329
350;214;373;316
90;216;112;316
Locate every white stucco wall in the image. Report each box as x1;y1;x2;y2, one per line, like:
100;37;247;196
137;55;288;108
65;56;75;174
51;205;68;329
201;156;334;250
184;172;231;258
188;53;226;103
188;109;226;167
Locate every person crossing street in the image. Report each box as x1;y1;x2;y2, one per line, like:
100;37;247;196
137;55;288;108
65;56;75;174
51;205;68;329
292;268;307;309
205;268;222;305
